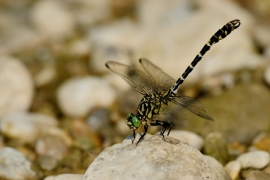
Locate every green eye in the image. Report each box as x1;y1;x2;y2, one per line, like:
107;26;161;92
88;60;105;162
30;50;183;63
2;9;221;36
132;116;140;128
127;113;131;119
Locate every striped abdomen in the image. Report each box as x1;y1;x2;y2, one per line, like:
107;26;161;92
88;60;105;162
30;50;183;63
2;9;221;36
171;19;241;94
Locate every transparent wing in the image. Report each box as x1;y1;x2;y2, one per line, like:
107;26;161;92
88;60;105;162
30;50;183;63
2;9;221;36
171;95;214;121
157;102;189;128
139;58;176;93
105;61;155;95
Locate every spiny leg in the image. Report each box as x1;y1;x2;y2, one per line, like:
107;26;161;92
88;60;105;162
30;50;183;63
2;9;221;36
132;130;136;144
136;125;148;145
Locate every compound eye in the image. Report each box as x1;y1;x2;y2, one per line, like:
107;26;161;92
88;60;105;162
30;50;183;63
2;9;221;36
127;113;131;119
132;116;140;128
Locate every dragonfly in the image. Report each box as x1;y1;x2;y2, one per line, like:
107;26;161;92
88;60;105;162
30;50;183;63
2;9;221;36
106;19;241;144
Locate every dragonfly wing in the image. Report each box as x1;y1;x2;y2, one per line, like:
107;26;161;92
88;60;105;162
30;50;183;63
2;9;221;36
139;58;176;93
105;61;155;95
157;102;189;128
171;95;214;121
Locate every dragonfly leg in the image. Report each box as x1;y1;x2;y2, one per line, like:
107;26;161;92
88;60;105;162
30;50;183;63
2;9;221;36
150;120;173;137
136;125;148;145
167;122;175;136
132;130;136;144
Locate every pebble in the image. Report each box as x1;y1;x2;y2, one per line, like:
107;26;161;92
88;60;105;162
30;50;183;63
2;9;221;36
73;0;111;30
224;160;241;180
0;13;40;54
246;170;270;180
0;147;36;180
169;130;204;150
88;19;135;73
37;155;58;171
204;155;231;180
57;76;116;117
204;132;229;165
35;135;69;161
44;174;84;180
237;150;270;169
30;0;75;39
264;64;270;86
0;56;34;118
83;134;220;180
0;111;58;143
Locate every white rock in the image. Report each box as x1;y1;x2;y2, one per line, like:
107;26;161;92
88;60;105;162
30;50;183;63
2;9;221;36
264;64;270;86
57;76;116;117
0;111;58;143
246;170;270;180
0;13;41;54
204;155;231;180
30;0;75;39
0;56;34;118
169;130;204;150
237;150;270;169
137;0;192;27
83;134;220;180
34;65;56;87
73;0;111;29
44;174;83;180
224;160;241;180
88;19;136;73
0;147;36;180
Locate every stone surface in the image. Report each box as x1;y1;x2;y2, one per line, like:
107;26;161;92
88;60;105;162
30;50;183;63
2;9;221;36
0;12;40;54
204;132;229;165
0;56;34;118
0;111;58;143
264;63;270;86
0;147;36;180
169;130;204;150
204;155;231;180
237;150;270;169
30;0;75;39
57;76;116;117
252;132;270;151
44;174;84;180
224;160;241;180
185;83;270;144
83;134;219;180
246;170;270;180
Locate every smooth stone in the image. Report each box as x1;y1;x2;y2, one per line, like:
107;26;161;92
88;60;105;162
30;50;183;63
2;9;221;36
44;174;84;180
204;155;231;180
0;56;34;118
224;160;241;180
237;150;270;169
252;132;270;151
35;135;69;160
37;155;58;171
57;76;116;117
185;83;270;144
30;0;75;39
88;19;135;73
264;64;270;86
246;170;270;180
73;0;111;30
0;147;36;180
204;132;229;165
169;130;204;150
83;134;220;180
0;13;40;54
0;111;58;143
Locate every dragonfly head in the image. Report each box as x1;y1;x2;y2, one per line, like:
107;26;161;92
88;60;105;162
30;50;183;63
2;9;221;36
126;113;141;130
